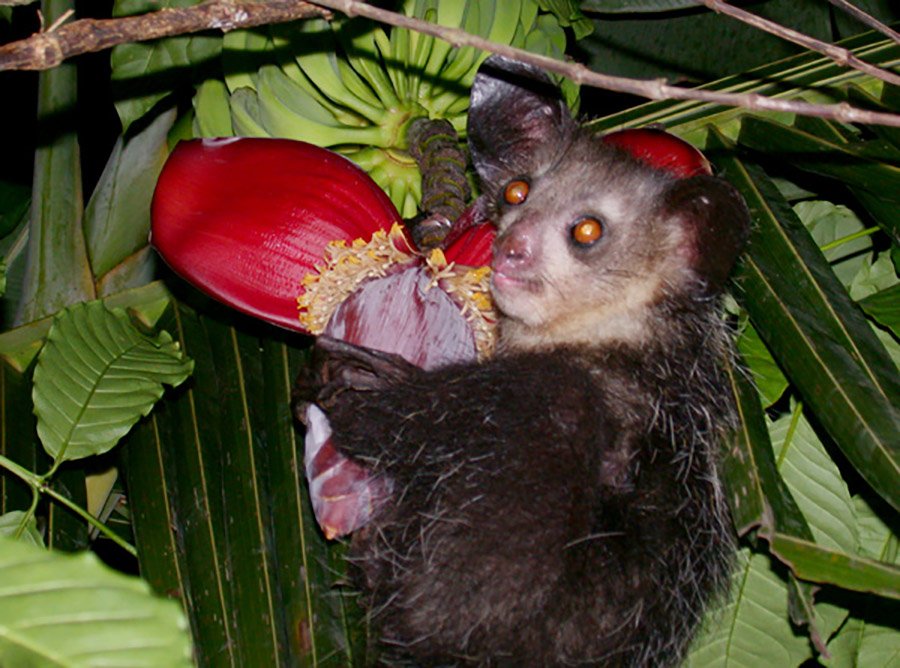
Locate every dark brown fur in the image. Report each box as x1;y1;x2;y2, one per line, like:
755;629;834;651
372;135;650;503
295;57;749;666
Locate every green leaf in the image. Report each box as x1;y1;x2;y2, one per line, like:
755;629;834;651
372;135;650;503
710;131;900;514
32;301;193;462
0;536;192;667
0;281;173;374
122;301;365;665
84;108;175;287
578;0;830;81
0;511;43;546
768;534;900;600
769;409;857;553
824;495;900;666
739;117;900;244
793;201;872;288
736;321;788;408
826;614;900;668
720;355;825;645
111;0;221;133
686;549;814;667
16;0;94;326
721;353;809;537
849;255;899;303
859;284;900;337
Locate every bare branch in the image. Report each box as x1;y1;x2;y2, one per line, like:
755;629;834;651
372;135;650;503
699;0;900;87
0;0;897;128
0;0;329;71
823;0;900;45
310;0;900;128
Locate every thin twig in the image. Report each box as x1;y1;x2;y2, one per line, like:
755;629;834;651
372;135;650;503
0;0;329;71
310;0;900;128
823;0;900;45
699;0;900;87
0;0;898;127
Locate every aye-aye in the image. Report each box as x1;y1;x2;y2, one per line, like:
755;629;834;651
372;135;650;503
294;56;750;667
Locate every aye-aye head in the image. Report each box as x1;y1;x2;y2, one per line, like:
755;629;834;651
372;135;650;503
467;56;750;351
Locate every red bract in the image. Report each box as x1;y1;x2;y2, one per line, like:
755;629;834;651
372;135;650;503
602;128;712;179
150;131;713;540
151;137;496;539
151;138;406;331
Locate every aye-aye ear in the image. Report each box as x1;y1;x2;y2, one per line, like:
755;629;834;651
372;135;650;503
665;175;751;296
467;55;575;188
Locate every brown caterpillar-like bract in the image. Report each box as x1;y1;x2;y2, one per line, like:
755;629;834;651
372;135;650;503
294;56;750;667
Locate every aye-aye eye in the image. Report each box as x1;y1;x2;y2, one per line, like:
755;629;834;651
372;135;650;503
503;179;530;205
571;216;603;247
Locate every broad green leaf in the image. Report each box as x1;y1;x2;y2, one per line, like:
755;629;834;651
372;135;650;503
0;511;42;546
849;255;899;302
859;284;900;337
0;536;192;667
721;355;824;644
856;498;899;565
710;132;900;513
111;0;221;133
84;108;175;285
123;301;365;666
15;0;94;326
0;281;173;373
826;614;900;668
739;118;900;244
686;549;813;667
769;409;858;553
769;534;900;600
721;353;809;537
32;301;193;462
823;496;900;666
578;0;830;81
736;322;788;408
793;201;872;287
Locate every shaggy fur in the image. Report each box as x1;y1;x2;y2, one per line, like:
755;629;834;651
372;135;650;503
295;56;749;667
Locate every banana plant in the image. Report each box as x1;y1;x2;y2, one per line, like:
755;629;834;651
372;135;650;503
0;0;898;665
190;0;583;217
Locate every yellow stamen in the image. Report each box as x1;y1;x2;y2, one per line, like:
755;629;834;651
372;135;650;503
298;223;497;358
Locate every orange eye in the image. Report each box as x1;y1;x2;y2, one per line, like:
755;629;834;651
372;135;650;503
503;180;529;205
572;217;603;246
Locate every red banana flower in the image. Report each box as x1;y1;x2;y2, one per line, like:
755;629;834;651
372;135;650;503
151;130;710;538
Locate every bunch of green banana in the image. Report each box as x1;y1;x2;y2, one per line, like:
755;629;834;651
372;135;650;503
193;0;586;218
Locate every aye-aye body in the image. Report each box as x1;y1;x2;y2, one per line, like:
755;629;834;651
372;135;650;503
295;57;750;667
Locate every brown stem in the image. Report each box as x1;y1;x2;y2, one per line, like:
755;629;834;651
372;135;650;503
0;0;329;71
